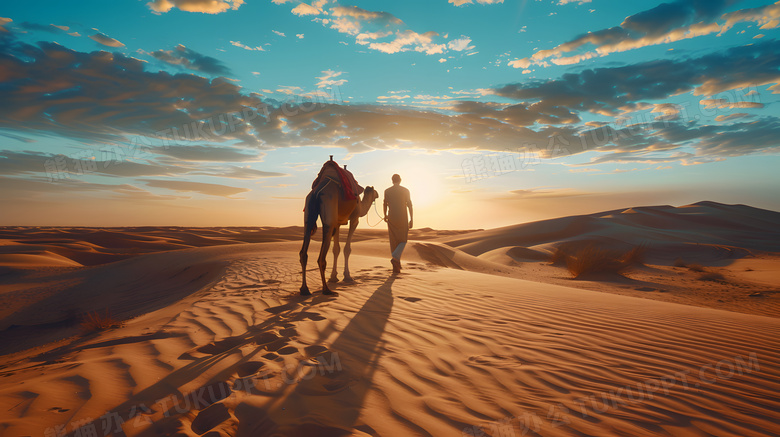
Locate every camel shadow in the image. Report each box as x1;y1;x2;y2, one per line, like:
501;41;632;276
235;275;396;436
63;277;394;437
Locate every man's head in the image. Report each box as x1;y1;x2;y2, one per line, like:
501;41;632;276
391;174;401;185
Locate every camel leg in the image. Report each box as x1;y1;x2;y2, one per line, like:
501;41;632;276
343;217;358;282
318;224;335;295
299;226;312;296
329;226;341;283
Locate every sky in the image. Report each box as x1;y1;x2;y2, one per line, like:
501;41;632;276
1;0;779;229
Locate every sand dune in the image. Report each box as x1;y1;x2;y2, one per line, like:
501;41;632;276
1;250;778;436
433;202;780;318
440;201;780;263
1;201;779;436
0;227;472;270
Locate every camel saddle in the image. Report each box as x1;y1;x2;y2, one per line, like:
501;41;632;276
311;159;364;201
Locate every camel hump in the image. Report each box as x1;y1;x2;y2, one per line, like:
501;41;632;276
311;160;364;200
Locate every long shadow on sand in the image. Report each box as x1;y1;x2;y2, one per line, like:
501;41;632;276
235;275;396;437
62;277;395;437
58;291;336;437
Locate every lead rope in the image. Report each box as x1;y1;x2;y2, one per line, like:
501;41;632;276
366;200;385;227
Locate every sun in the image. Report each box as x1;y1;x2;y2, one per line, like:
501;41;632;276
395;161;445;209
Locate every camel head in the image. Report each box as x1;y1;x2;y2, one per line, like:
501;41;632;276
363;186;379;204
358;186;379;217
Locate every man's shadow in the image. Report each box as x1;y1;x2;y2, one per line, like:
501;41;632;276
236;275;396;437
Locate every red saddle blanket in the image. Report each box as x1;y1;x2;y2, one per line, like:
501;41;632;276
311;160;364;201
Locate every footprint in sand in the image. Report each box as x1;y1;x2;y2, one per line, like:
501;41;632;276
196;337;244;355
264;302;299;314
178;352;198;361
279;327;298;337
254;332;281;345
166;381;232;416
355;424;377;435
398;296;422;302
191;403;231;435
235;361;265;377
277;346;298;355
306;350;340;367
297;311;326;321
47;407;70;413
321;378;357;392
303;345;328;356
265;338;290;352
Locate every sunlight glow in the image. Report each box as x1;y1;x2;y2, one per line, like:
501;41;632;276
395;160;445;209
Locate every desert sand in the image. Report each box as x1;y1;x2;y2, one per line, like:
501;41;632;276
1;201;779;436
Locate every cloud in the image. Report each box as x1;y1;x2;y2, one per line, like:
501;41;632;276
0;150;58;176
190;166;287;179
377;94;410;100
0;149;192;178
496;40;780;116
291;3;322;16
315;70;347;88
720;1;780;32
0;148;284;205
449;0;504;6
89;32;125;47
276;85;303;94
557;0;591;4
0;176;189;203
19;22;69;34
508;188;586;199
0;132;35;143
568;115;780;166
296;33;304;39
331;5;402;23
296;3;454;55
368;29;445;55
569;167;601;173
147;0;245;14
447;36;474;52
699;99;764;109
1;31;778;170
686;117;780;157
272;30;286;37
515;0;780;67
149;44;231;75
142;179;249;197
508;58;531;69
230;40;264;51
651;103;685;121
0;17;11;33
150;145;265;162
0;35;262;145
715;113;751;122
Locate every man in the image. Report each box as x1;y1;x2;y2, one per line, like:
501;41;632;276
383;174;413;274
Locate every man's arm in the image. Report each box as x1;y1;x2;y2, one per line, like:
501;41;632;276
407;193;413;229
383;195;388;221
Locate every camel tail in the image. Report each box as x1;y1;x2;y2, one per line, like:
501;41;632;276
304;189;320;236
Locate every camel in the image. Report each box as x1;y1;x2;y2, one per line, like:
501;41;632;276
300;166;378;296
